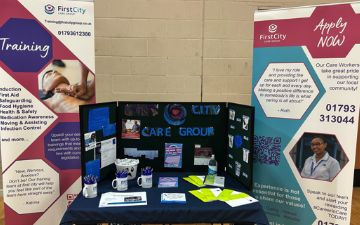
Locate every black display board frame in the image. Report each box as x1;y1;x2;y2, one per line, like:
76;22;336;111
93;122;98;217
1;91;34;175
79;101;255;190
79;102;118;183
117;102;227;173
226;103;255;190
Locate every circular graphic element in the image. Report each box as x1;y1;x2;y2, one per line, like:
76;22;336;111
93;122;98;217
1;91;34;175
45;4;55;14
268;24;277;33
164;104;187;126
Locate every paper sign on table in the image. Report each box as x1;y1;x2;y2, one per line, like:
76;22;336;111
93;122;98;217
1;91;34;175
99;192;147;208
161;193;186;204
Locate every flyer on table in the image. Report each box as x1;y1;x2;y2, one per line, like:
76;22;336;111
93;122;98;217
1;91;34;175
252;2;360;225
0;0;95;224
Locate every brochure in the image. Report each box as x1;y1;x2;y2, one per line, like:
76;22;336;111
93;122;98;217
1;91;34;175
164;143;183;168
189;188;222;202
217;189;249;201
158;177;178;188
183;175;205;187
161;193;186;204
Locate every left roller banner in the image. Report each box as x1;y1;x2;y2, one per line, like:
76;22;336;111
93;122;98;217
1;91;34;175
0;0;95;224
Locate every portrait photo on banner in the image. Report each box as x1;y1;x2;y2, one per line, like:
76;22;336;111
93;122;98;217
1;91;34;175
289;132;348;182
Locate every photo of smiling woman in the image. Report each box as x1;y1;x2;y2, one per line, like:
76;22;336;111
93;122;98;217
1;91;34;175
300;135;340;181
290;133;348;182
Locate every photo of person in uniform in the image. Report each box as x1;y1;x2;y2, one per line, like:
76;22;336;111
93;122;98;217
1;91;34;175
289;133;348;182
300;135;340;181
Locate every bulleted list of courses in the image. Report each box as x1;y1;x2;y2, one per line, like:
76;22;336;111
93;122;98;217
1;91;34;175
0;87;55;132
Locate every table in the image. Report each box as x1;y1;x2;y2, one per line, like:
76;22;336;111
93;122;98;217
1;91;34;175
60;172;269;225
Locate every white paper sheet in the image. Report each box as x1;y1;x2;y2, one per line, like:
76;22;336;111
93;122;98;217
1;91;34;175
99;192;147;208
100;138;116;168
225;196;258;207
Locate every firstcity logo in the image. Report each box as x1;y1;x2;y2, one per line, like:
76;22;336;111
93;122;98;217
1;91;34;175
268;24;277;33
259;23;286;43
44;4;55;14
44;4;86;15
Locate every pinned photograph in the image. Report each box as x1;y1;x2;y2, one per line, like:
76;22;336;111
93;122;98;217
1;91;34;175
228;134;234;148
121;119;141;139
234;135;243;149
229;109;235;120
124;104;159;117
235;161;241;177
194;145;213;165
243;148;250;163
242;115;249;131
84;131;96;151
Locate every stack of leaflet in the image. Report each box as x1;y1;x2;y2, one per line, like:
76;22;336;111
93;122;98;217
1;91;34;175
189;188;258;207
189;188;222;202
183;175;205;187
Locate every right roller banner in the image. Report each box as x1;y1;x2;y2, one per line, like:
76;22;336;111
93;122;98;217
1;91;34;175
251;2;360;225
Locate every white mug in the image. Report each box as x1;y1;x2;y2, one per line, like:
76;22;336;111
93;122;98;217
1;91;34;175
82;183;97;198
137;174;152;188
112;177;128;191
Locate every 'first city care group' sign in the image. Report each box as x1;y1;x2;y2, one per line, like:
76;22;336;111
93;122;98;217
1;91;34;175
0;0;94;224
252;2;360;225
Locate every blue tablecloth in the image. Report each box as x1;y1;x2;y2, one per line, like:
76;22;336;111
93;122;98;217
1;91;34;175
60;172;269;225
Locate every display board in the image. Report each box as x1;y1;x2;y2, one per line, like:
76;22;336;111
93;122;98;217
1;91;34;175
79;102;255;190
226;103;255;190
0;0;95;224
118;102;227;172
79;102;117;182
252;2;360;225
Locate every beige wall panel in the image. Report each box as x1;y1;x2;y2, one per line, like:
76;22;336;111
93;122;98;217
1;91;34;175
93;0;354;106
95;38;112;56
165;20;203;39
165;57;202;76
204;21;254;40
148;39;202;57
202;94;251;105
95;19;166;38
130;57;166;76
95;0;202;19
95;75;113;102
203;58;252;76
111;38;148;56
204;1;256;20
204;39;253;58
203;76;252;94
112;75;200;94
96;56;132;75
